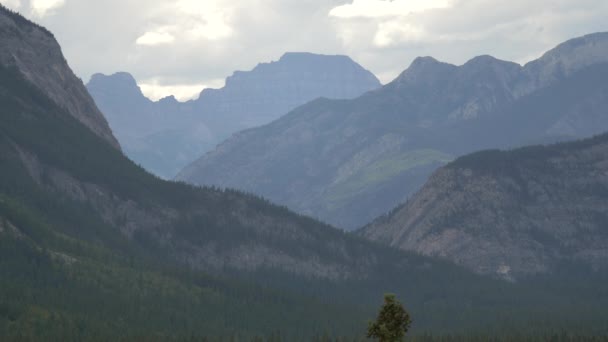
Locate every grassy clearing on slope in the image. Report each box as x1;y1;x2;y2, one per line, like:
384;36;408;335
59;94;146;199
326;149;452;209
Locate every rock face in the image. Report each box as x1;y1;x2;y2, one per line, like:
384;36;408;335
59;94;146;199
87;53;380;178
362;133;608;280
177;32;608;230
0;6;119;149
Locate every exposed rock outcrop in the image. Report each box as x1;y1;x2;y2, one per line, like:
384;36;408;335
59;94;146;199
0;5;120;149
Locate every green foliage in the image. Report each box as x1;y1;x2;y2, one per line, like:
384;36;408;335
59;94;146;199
368;294;412;342
326;149;452;209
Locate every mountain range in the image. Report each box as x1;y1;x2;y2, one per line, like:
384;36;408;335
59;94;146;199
87;53;380;178
176;32;608;230
0;6;559;338
1;5;608;339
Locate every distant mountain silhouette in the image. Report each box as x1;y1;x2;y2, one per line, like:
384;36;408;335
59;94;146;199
87;53;380;178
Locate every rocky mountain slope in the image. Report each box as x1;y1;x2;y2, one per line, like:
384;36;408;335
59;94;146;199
362;131;608;280
0;7;119;149
177;32;608;230
87;53;380;178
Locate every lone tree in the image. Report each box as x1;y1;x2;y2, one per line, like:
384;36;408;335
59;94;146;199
367;293;412;341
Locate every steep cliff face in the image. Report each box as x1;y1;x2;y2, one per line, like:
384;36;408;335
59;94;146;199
87;53;380;178
362;133;608;279
177;33;608;230
0;6;119;149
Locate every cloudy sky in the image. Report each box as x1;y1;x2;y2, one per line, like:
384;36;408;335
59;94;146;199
4;0;608;100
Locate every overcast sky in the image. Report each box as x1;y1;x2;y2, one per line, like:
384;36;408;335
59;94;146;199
4;0;608;100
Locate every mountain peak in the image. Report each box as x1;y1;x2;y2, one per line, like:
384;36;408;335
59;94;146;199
253;52;376;77
460;55;523;80
546;31;608;54
89;72;139;88
278;52;353;63
464;55;518;68
87;72;148;105
524;31;608;86
535;31;608;64
159;94;177;101
411;55;442;66
221;52;381;92
394;56;456;85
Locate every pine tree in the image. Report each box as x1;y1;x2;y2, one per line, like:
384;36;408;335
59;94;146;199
367;294;412;342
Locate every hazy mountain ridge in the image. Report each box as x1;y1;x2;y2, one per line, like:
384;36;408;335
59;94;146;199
362;131;608;279
87;53;381;178
177;32;608;230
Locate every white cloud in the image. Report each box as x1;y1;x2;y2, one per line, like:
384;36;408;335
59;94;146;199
329;0;452;18
139;78;224;101
2;0;21;10
330;0;454;48
136;30;175;46
175;0;233;40
134;1;233;47
373;21;427;46
30;0;65;17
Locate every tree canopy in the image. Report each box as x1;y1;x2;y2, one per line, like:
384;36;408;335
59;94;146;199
368;294;412;342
